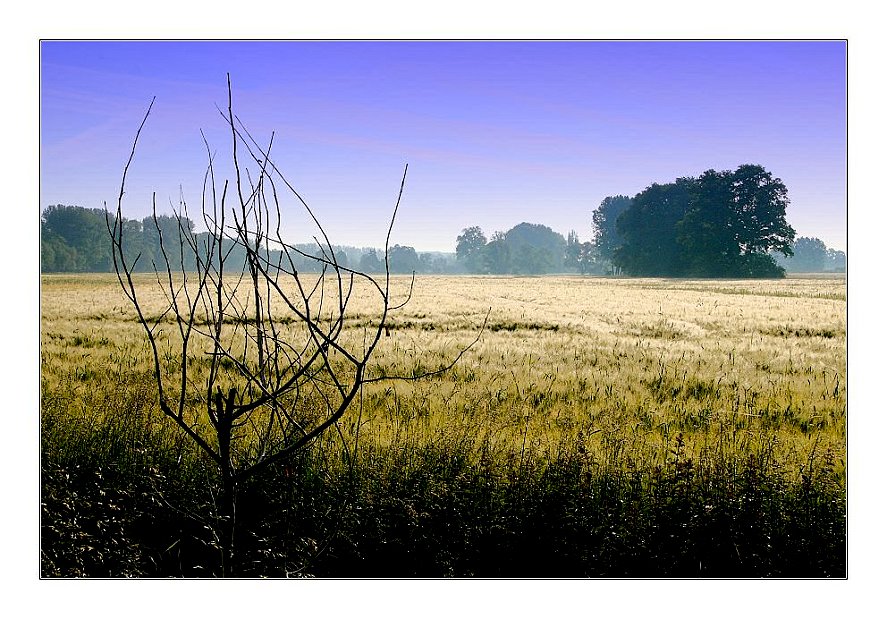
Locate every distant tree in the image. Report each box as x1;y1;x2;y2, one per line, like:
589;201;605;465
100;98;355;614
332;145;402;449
614;179;694;276
511;244;556;274
482;232;511;274
340;246;364;266
564;230;582;272
788;237;828;272
334;249;349;269
615;165;794;278
40;227;77;272
389;244;420;273
142;214;198;271
576;241;597;275
359;249;383;273
502;223;566;274
677;169;739;276
592;195;632;265
825;248;846;272
456;226;487;273
418;253;434;273
119;219;147;269
42;204;112;271
429;255;452;274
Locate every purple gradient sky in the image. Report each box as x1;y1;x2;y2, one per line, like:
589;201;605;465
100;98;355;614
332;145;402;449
40;40;847;252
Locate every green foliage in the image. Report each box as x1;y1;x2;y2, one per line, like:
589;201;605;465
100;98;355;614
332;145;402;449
563;230;581;272
41;205;113;272
456;226;487;273
40;205;201;273
41;228;79;272
825;248;847;272
592;195;632;264
389;244;420;273
456;222;569;275
615;179;694;276
730;164;795;256
563;232;600;275
773;237;845;273
358;248;383;273
477;235;505;273
678;169;739;276
503;222;566;271
40;204;400;274
614;165;795;278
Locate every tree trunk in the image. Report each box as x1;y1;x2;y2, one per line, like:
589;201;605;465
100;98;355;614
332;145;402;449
216;388;237;577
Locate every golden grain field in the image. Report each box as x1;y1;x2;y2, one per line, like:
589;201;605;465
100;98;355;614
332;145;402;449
40;273;846;475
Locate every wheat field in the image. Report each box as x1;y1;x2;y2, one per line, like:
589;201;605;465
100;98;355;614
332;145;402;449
41;273;846;474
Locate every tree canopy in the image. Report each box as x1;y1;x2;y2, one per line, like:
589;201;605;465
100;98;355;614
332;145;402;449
454;222;570;275
41;205;114;272
591;195;632;266
614;165;796;278
783;236;827;272
772;237;845;273
456;226;487;273
389;244;420;274
614;179;694;277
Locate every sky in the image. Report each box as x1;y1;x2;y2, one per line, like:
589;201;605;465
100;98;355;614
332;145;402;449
40;40;847;252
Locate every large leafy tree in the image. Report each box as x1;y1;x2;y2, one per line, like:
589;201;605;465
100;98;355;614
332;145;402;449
677;169;740;276
730;164;794;258
389;244;420;273
456;226;487;273
496;222;566;274
591;195;632;264
614;165;795;278
482;232;511;274
679;165;794;277
614;179;694;276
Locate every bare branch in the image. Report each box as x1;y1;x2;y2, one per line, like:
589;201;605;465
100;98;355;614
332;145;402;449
109;75;485;575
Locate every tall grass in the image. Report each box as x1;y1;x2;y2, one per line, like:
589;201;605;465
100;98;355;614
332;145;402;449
40;274;846;577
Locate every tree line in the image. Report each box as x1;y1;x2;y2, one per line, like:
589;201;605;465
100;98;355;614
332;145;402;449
42;163;844;277
772;236;845;273
456;222;574;275
40;204;461;275
456;163;843;278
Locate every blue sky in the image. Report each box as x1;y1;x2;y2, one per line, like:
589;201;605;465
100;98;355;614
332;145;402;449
40;40;847;252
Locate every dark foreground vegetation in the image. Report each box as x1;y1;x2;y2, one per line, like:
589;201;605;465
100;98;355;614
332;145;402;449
42;397;846;578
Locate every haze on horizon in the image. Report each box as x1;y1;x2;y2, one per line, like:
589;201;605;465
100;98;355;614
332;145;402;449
40;40;847;253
